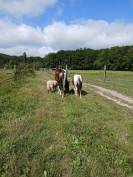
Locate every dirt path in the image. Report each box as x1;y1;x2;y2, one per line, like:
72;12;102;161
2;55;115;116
84;83;133;110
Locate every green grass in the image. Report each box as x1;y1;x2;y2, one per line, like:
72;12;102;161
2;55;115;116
0;70;133;177
69;70;133;97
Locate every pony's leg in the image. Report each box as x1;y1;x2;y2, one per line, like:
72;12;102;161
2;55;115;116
75;88;78;96
80;90;82;98
74;87;77;96
62;91;64;98
58;86;60;94
58;87;61;95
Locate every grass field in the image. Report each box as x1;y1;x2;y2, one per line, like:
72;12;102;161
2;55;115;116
0;70;133;177
69;70;133;97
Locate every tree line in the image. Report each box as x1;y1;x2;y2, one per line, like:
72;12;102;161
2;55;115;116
0;46;133;71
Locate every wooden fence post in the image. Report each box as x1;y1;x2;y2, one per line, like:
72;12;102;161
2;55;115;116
66;65;67;71
4;64;7;70
13;65;17;80
104;65;107;82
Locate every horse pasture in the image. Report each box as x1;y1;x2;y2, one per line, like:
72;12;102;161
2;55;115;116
0;70;133;177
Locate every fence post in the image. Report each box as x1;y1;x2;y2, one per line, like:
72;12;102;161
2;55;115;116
13;65;17;80
4;64;7;70
65;65;67;71
104;65;107;82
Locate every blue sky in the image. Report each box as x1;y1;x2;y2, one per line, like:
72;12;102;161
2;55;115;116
0;0;133;56
19;0;133;26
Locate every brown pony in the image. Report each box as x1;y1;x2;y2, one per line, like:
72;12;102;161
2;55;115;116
55;68;69;97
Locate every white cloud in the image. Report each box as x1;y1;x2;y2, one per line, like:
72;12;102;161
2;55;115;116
0;46;54;57
43;20;133;50
0;20;44;48
0;19;133;56
0;0;57;17
0;19;55;56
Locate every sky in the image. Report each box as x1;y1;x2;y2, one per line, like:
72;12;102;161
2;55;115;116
0;0;133;57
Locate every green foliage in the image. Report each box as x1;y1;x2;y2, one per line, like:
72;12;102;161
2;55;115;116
0;45;133;70
43;46;133;70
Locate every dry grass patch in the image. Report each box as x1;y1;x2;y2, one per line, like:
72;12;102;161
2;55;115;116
59;157;71;177
35;106;48;118
20;86;33;93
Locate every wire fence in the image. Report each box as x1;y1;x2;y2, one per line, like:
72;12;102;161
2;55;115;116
0;64;35;86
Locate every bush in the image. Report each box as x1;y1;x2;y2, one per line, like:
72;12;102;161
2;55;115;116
14;63;35;80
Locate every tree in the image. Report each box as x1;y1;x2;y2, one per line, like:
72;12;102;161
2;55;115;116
23;52;27;63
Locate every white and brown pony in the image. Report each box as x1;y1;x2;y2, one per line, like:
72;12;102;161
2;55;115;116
72;74;82;98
